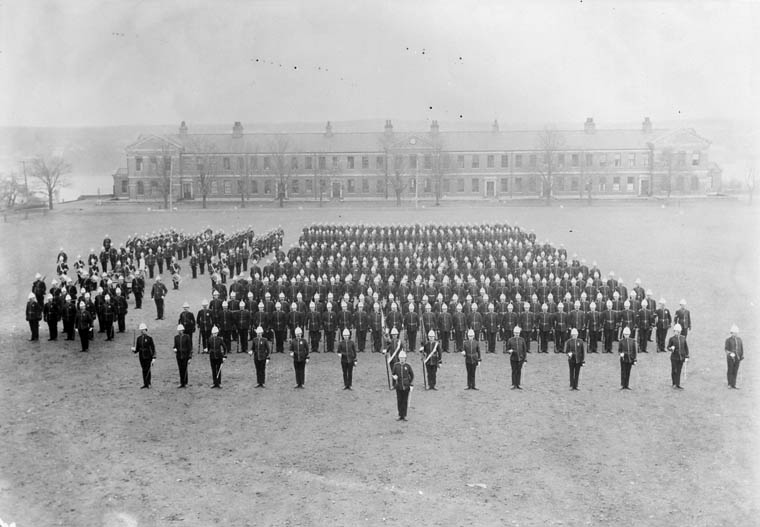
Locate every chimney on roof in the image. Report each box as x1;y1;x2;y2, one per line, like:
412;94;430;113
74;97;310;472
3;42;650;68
232;121;244;138
492;119;500;133
179;121;188;136
324;121;333;138
641;117;652;134
584;117;596;134
430;120;439;135
384;119;393;136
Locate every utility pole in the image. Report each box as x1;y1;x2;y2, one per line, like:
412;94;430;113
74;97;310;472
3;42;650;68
168;155;174;211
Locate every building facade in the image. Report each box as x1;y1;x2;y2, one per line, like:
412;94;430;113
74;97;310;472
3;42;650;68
112;118;719;202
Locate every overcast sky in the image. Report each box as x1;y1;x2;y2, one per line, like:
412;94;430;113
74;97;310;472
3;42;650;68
0;0;757;128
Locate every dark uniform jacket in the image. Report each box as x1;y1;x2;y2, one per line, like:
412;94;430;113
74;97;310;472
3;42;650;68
174;333;193;360
391;362;414;391
506;336;527;361
668;335;689;361
338;339;357;363
290;338;310;362
618;337;637;363
251;337;271;360
462;339;481;364
422;341;441;366
135;334;156;360
207;335;227;359
565;337;585;363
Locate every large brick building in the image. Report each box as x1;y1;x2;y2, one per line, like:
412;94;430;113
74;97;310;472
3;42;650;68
112;118;719;202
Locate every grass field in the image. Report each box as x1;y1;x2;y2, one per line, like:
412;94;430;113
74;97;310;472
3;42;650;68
0;199;758;527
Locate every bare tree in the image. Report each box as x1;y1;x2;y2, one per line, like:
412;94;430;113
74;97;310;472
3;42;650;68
747;166;757;206
267;135;294;208
389;154;409;206
29;155;70;210
536;127;566;206
186;138;217;209
430;138;457;206
0;173;21;208
238;148;256;208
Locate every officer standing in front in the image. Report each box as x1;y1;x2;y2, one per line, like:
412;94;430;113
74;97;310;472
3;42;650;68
391;349;414;421
131;322;155;389
290;327;310;388
668;324;689;389
337;328;358;390
725;324;744;389
506;326;527;389
206;326;227;388
151;276;168;320
249;326;271;388
565;328;585;391
174;323;193;388
619;326;637;390
421;329;442;390
461;329;481;390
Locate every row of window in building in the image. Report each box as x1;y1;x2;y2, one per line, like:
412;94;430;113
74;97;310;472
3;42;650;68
123;173;702;197
133;150;702;173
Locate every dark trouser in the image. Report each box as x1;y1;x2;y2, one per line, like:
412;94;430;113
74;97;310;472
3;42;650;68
191;266;197;279
101;258;108;273
154;298;164;319
620;359;632;388
140;357;152;386
357;330;367;352
199;261;205;275
222;332;232;352
47;321;58;340
396;388;410;418
238;331;248;353
568;359;582;389
117;314;126;332
681;328;689;338
97;314;105;332
486;332;497;353
200;330;211;350
254;358;266;385
510;359;523;387
235;262;241;275
78;328;89;351
104;321;114;340
656;328;668;351
309;331;321;353
671;356;684;387
177;356;189;386
466;362;477;388
453;329;464;352
588;330;600;352
134;292;142;309
604;328;615;352
64;321;75;340
440;333;450;353
372;330;383;353
342;362;354;387
157;261;163;274
556;330;567;354
210;357;223;386
540;330;552;353
242;260;247;272
148;265;154;279
638;329;650;352
325;329;336;352
294;359;306;386
274;329;286;353
727;357;741;387
28;320;39;340
425;363;438;388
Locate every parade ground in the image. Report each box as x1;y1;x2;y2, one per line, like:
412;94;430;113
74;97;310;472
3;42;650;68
0;199;758;527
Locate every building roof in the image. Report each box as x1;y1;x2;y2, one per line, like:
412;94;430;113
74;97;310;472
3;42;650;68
125;126;711;155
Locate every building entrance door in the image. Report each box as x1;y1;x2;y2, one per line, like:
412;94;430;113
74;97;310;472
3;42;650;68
183;183;192;200
486;180;495;197
639;179;649;196
332;181;341;199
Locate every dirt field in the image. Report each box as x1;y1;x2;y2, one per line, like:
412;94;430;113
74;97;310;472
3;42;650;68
1;199;758;527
